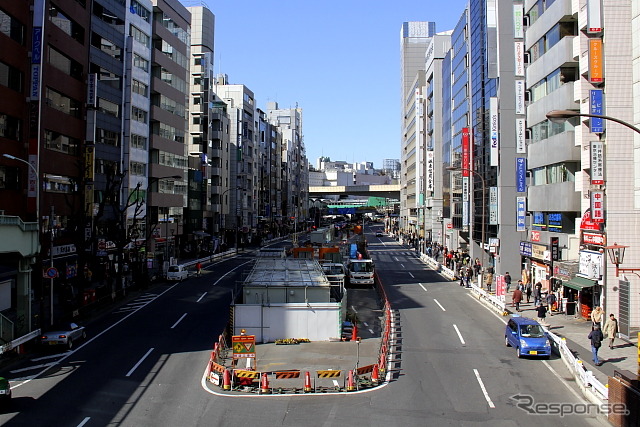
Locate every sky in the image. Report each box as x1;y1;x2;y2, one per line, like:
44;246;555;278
198;0;469;169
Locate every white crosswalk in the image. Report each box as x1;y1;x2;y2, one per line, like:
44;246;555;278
113;293;158;314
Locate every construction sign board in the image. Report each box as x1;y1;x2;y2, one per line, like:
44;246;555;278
232;335;256;359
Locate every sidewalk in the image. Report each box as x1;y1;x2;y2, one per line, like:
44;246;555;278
514;301;639;386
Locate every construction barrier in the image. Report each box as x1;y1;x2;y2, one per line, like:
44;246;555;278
275;370;301;379
356;364;375;375
316;370;342;378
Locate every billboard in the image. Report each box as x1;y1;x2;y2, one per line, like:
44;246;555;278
589;39;604;83
490;97;499;167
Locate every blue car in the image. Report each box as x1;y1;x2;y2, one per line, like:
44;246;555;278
505;316;552;358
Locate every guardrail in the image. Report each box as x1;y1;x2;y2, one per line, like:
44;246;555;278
543;327;609;402
468;281;507;314
0;328;41;355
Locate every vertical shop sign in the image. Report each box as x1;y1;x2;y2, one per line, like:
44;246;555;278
590;141;604;185
589;89;604;133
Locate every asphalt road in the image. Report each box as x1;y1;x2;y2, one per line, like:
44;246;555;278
0;230;611;426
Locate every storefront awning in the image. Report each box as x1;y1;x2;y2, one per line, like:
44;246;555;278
563;276;597;291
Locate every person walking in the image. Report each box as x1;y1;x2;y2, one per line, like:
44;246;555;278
591;306;604;327
504;272;512;293
536;303;547;325
196;261;202;277
533;282;543;307
512;287;523;312
484;268;494;293
465;267;473;288
546;292;557;316
603;313;619;349
588;324;604;366
525;282;532;303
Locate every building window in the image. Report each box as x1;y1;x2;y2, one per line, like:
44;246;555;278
130;0;151;22
132;79;148;97
153;94;185;117
129;161;146;176
96;128;120;146
0;113;21;141
45;88;81;118
153;122;184;143
98;97;119;117
131;106;147;123
153;39;188;69
49;4;84;44
155;11;189;44
45;129;80;155
91;33;122;61
130;25;149;47
95;158;119;175
43;174;78;193
48;47;83;80
0;8;25;45
131;133;147;149
0;60;22;92
0;166;19;190
133;54;149;72
155;67;186;92
92;64;121;89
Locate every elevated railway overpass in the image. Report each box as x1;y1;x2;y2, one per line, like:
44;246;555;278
308;184;401;199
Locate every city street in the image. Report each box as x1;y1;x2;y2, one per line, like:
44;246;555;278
0;232;609;426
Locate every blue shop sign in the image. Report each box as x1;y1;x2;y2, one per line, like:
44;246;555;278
520;241;532;257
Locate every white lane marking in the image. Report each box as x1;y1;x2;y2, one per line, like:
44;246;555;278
31;353;69;362
453;324;466;345
126;348;154;377
400;264;405;269
363;322;369;327
197;292;207;302
10;363;55;374
408;272;414;278
474;369;495;408
351;305;358;313
419;283;427;292
332;380;340;387
77;417;91;427
171;313;188;329
212;260;253;286
368;329;374;334
433;299;446;312
394;257;399;262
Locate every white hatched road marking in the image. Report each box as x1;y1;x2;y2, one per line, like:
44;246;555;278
419;283;427;292
77;417;91;427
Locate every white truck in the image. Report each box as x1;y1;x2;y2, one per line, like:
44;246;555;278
346;258;375;287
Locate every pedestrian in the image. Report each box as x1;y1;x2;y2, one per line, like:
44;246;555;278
525;282;532;303
484;268;493;293
536;303;547;325
516;279;524;292
591;306;604;327
465;267;473;288
505;271;512;293
533;282;543;306
588;324;604;366
546;292;557;316
196;261;202;277
603;313;619;349
512;287;523;311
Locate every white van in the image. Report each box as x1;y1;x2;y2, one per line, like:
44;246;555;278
166;265;188;281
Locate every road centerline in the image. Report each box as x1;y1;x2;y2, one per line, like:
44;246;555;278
453;324;466;345
197;292;207;302
473;369;495;408
126;348;154;377
171;313;188;329
433;298;446;311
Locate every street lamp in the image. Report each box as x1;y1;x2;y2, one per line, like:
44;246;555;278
446;166;486;275
546;110;640;134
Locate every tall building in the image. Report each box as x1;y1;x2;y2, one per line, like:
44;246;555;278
185;5;215;254
148;0;190;267
267;103;307;229
400;21;436;235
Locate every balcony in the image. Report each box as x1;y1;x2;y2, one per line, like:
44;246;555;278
0;215;40;257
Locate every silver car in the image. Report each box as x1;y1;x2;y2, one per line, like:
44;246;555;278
40;322;86;350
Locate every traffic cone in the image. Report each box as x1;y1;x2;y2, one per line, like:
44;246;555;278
346;370;356;392
371;364;380;385
351;324;358;341
222;368;231;390
260;372;271;394
304;371;312;393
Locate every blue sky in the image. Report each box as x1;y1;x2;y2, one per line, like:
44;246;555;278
204;0;468;169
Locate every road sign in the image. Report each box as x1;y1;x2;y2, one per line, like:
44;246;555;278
45;267;58;278
232;335;256;359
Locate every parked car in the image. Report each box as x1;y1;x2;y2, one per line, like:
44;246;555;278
375;231;383;237
40;322;86;350
504;316;552;358
166;265;188;281
0;377;11;406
